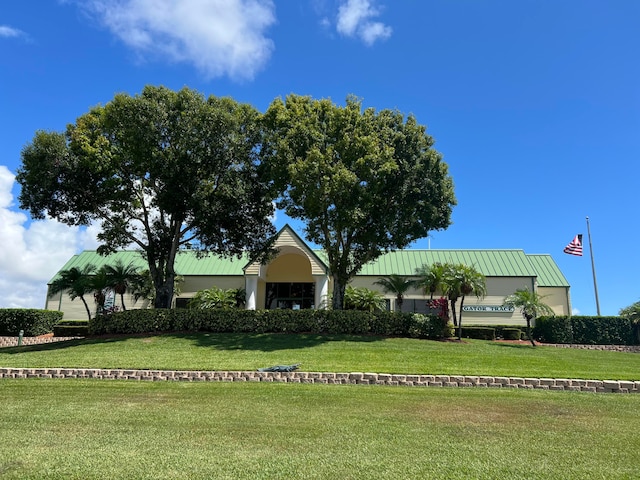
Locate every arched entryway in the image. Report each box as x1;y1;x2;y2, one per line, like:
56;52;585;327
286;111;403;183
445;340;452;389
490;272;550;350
244;224;329;310
264;252;315;309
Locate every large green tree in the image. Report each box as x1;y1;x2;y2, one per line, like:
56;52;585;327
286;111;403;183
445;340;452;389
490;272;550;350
263;95;455;309
18;86;275;308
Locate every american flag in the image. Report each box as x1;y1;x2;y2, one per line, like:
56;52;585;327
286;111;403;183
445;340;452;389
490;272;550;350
564;234;583;256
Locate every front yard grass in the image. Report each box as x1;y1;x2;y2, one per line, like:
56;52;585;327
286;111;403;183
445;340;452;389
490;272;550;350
1;333;639;380
1;380;638;479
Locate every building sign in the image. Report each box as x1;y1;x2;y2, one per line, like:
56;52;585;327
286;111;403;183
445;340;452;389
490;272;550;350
462;305;515;313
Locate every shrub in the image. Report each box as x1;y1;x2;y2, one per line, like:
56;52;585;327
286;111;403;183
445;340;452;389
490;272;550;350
53;320;89;336
88;308;450;340
571;316;635;345
460;326;495;340
501;328;522;340
533;316;573;344
0;309;63;336
188;286;239;310
53;324;90;337
533;316;637;345
343;286;386;312
408;313;453;340
472;325;523;341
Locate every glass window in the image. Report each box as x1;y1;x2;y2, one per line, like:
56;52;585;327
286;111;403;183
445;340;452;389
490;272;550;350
265;282;315;309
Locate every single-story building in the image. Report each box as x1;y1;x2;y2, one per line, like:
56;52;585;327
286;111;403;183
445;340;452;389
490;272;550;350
46;225;571;325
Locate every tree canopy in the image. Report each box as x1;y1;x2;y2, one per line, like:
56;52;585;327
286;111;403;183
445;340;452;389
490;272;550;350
263;94;456;309
18;86;276;308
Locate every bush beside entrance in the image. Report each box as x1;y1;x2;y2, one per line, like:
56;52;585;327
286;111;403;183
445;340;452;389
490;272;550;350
88;309;452;340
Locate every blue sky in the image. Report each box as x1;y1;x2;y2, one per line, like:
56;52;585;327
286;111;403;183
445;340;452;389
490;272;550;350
1;0;638;315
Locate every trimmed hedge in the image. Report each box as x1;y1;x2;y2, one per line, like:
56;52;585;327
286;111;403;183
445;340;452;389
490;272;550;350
460;326;496;341
88;309;452;340
53;320;89;337
471;325;523;341
534;316;637;345
501;328;523;341
0;309;63;336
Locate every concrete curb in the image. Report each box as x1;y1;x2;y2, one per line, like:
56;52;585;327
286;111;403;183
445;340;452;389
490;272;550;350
1;367;638;393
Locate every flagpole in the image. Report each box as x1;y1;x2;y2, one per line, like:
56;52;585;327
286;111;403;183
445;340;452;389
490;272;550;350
586;216;601;316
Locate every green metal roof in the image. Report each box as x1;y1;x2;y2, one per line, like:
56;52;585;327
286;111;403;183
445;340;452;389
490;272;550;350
525;254;570;287
49;250;250;283
331;249;539;277
50;249;568;287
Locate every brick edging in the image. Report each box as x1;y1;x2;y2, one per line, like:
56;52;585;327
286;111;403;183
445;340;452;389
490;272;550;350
1;368;638;393
0;336;81;348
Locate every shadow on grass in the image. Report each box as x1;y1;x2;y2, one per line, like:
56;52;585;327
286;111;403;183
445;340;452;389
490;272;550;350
169;332;385;352
489;341;537;350
0;332;386;354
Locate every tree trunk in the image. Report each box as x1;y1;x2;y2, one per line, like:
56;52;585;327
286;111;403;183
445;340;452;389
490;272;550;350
332;276;347;310
154;276;174;309
450;299;458;327
95;291;105;315
526;317;536;347
80;295;92;321
115;285;127;311
153;229;180;309
457;296;465;340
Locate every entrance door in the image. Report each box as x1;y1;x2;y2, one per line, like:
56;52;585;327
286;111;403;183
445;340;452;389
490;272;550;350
265;283;315;310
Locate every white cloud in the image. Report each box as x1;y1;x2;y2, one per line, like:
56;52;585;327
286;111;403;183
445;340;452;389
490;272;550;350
336;0;391;46
79;0;276;80
0;166;99;309
0;25;26;38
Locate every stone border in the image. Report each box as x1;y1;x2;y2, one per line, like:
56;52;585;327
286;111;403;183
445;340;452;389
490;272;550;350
0;336;81;348
1;367;638;393
541;343;640;353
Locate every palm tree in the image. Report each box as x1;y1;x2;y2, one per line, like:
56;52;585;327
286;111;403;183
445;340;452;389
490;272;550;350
103;261;141;310
48;264;96;320
374;274;415;311
90;269;111;315
503;288;554;346
456;264;486;341
415;263;446;300
439;263;463;328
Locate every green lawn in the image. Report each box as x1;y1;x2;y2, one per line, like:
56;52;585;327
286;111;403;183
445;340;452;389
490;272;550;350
1;380;639;479
2;334;639;479
1;333;639;380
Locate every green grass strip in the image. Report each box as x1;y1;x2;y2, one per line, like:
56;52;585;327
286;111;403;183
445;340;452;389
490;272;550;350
1;333;639;380
0;380;638;479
